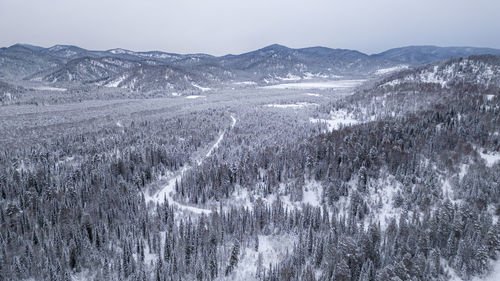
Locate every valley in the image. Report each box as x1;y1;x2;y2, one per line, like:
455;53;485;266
0;44;499;281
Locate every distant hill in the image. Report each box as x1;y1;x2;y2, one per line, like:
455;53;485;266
0;44;62;79
379;54;500;88
372;45;500;64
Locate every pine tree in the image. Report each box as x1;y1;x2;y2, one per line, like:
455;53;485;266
225;241;240;276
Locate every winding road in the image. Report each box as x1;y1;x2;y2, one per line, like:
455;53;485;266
144;115;237;214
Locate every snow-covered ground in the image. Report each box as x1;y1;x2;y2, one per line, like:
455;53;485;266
310;109;359;131
475;259;500;281
279;73;301;81
233;81;257;85
478;149;500;167
32;86;67;91
227;234;297;281
449;257;500;281
262;79;365;89
105;75;126;87
265;102;318;109
375;65;408;75
227;179;323;213
302;181;322;207
304;93;322;97
383;65;448;87
204;115;236;159
186;95;206;99
192;83;211;92
366;172;403;230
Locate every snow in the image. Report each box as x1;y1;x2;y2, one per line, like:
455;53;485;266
304;93;321;97
109;48;135;55
230;234;297;281
262;79;366;89
368;173;403;230
48;45;65;51
233;81;257;85
145;115;237;215
441;178;462;204
186;95;206;99
442;258;464;281
145;166;210;214
439;248;500;281
303;72;338;79
171;92;181;96
383;65;447;87
478;150;500;167
375;65;409;75
265;102;318;109
138;52;175;59
230;186;253;209
192;83;211;92
474;259;500;281
225;179;323;214
458;163;469;180
32;86;67;92
310;109;359;131
485;94;495;101
279;73;301;81
302;180;322;207
205;132;225;158
106;75;126;87
205;115;236;158
231;115;237;128
421;65;448;87
487;205;499;225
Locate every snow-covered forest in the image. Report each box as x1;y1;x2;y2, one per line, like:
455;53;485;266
0;44;499;281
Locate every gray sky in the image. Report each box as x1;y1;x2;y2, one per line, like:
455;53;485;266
1;0;499;56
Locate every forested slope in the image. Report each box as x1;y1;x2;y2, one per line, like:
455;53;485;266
0;55;499;281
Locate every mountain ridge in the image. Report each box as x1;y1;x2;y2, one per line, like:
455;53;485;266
2;43;500;92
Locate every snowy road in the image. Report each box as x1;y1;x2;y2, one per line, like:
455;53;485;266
144;115;237;214
204;115;237;158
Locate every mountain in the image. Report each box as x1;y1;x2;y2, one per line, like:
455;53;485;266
103;64;212;92
41;45;103;59
379;54;500;88
30;57;143;83
2;43;500;91
373;45;500;65
0;44;62;79
219;44;390;82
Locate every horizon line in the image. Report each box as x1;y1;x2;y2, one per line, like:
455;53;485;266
3;42;500;58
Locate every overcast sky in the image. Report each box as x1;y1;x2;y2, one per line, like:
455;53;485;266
1;0;499;56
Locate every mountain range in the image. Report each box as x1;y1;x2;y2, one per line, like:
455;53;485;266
1;43;500;92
